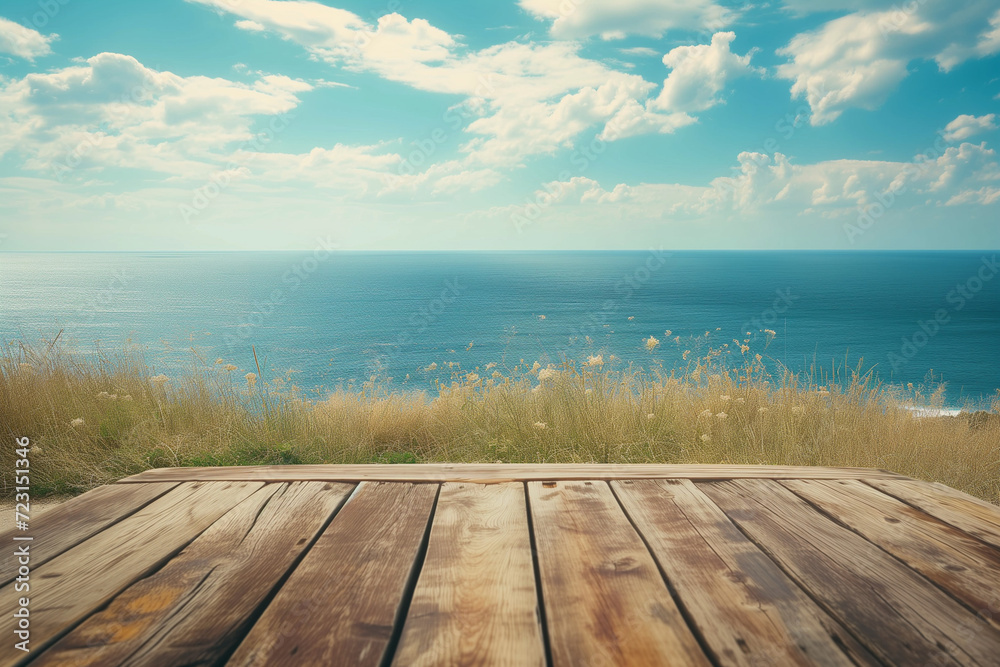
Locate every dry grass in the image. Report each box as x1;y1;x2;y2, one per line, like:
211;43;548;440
2;340;998;503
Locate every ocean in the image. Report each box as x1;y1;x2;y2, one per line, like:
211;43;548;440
1;251;998;407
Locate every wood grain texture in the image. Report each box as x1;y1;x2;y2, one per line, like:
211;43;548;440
0;481;262;667
392;483;545;667
785;479;1000;628
611;479;877;666
226;482;438;667
701;479;1000;666
0;482;178;587
865;477;1000;550
118;463;903;484
528;480;710;667
29;481;353;667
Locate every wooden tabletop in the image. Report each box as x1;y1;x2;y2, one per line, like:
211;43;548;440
2;464;999;666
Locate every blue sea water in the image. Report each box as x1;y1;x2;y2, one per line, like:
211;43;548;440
1;251;998;406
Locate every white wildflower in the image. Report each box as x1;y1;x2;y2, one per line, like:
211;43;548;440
533;421;547;430
715;412;728;420
70;418;85;428
700;433;712;442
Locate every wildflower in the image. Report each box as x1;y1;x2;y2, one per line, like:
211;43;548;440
215;358;224;364
70;418;85;428
682;350;691;360
609;355;617;362
533;422;547;430
466;341;474;351
791;406;805;415
700;433;712;442
425;362;438;371
538;314;546;320
150;374;169;385
764;329;776;336
664;329;672;336
531;361;541;374
720;395;731;401
644;336;660;351
628;316;634;320
465;373;480;384
715;412;728;420
245;372;257;388
646;413;656;420
538;367;558;383
486;362;496;369
586;354;604;367
740;345;749;354
698;409;713;419
755;354;763;363
674;336;680;344
222;364;238;372
31;445;42;454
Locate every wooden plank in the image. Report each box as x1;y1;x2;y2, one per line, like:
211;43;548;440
611;479;877;666
28;481;354;667
0;482;178;587
0;481;262;667
865;477;1000;550
527;480;710;666
785;479;1000;629
392;483;545;667
118;463;904;484
701;479;1000;666
226;481;438;667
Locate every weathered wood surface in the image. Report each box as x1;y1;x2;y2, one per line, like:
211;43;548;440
702;479;1000;666
119;463;904;484
5;465;998;667
393;483;545;667
528;480;710;666
0;481;262;667
226;482;438;667
0;481;177;587
865;477;1000;550
612;479;877;666
785;479;1000;628
30;481;354;667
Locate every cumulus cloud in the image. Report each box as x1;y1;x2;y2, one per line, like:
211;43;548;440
0;52;316;177
518;0;731;40
186;0;714;168
777;0;1000;125
601;32;760;140
519;142;1000;222
942;114;998;143
0;16;56;60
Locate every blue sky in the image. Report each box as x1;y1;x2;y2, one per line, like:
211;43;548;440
0;0;998;250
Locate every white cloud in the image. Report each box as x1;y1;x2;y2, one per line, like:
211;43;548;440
619;46;660;57
518;0;731;40
777;0;1000;125
235;20;267;32
1;53;317;177
601;32;760;140
0;16;56;60
520;142;1000;221
942;114;998;142
186;0;717;167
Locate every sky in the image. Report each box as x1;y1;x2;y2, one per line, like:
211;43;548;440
0;0;998;251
